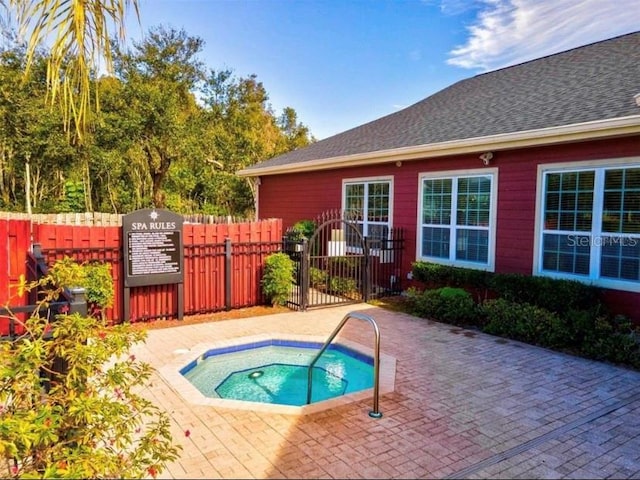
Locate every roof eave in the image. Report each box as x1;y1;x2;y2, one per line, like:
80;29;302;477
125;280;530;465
237;115;640;177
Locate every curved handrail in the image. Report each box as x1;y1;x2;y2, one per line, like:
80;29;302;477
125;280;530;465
306;311;382;418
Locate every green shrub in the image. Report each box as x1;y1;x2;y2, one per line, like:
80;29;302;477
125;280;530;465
309;267;327;287
408;263;640;370
411;262;492;289
54;180;86;213
49;258;115;319
84;261;115;309
561;307;604;346
577;314;640;367
480;298;569;347
262;253;295;306
328;256;359;277
406;286;478;326
328;276;358;296
411;262;603;315
293;219;316;239
49;257;87;288
489;274;601;314
285;219;316;243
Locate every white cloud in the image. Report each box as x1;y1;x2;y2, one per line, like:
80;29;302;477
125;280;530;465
446;0;640;71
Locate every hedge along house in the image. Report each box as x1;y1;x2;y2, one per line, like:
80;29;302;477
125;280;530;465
237;32;640;320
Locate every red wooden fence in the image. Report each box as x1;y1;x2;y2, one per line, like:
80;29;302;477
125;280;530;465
0;220;31;306
0;218;283;325
0;220;32;335
33;223;123;321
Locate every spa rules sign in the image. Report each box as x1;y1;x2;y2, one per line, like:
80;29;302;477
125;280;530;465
122;208;184;288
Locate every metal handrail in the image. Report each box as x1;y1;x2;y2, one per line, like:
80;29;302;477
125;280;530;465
306;311;382;418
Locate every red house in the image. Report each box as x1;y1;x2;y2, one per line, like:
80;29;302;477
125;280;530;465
238;32;640;318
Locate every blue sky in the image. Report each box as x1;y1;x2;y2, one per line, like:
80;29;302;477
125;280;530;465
128;0;640;140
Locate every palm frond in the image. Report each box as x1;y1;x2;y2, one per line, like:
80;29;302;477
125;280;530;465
8;0;140;142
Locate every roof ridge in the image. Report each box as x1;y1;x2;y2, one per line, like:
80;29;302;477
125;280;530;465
473;30;640;78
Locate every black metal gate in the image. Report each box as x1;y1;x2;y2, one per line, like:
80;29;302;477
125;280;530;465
285;210;404;310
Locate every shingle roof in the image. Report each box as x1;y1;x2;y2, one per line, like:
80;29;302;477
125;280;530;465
244;31;640;172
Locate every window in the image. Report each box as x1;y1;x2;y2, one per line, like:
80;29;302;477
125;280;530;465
538;163;640;290
343;179;391;247
418;171;496;269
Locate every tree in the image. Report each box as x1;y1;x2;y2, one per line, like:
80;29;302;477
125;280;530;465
0;14;315;216
277;107;315;153
0;45;77;212
5;0;140;143
199;70;314;216
101;26;205;209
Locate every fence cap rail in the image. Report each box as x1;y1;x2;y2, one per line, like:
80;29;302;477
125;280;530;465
0;211;284;226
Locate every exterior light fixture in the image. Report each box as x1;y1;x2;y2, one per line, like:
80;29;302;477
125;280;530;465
479;152;493;166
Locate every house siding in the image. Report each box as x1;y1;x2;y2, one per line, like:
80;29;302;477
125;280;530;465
257;136;640;319
494;157;538;274
259;171;342;227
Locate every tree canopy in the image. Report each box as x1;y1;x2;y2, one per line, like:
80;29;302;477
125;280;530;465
6;0;140;142
0;25;315;216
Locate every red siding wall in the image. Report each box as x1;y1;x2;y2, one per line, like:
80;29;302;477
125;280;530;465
257;136;640;318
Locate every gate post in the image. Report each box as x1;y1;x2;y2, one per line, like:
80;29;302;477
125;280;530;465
363;237;371;302
300;238;309;310
68;286;88;317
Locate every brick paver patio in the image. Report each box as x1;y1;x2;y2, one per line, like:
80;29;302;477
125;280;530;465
133;304;640;479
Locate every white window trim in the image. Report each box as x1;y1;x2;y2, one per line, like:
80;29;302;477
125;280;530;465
341;176;394;250
533;156;640;293
416;168;498;271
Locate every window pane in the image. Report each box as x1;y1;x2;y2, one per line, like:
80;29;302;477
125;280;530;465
546;173;560;191
544;171;594;232
345;184;364;220
603;168;640;234
545;192;560;230
600;236;640;281
346;222;364;248
421;174;493;266
561;172;577;190
422;227;450;259
542;233;590;275
457;176;491;226
345;180;391;246
455;229;488;263
543;166;640;285
367;223;389;242
422;179;452;225
600;166;640;281
367;182;389;222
